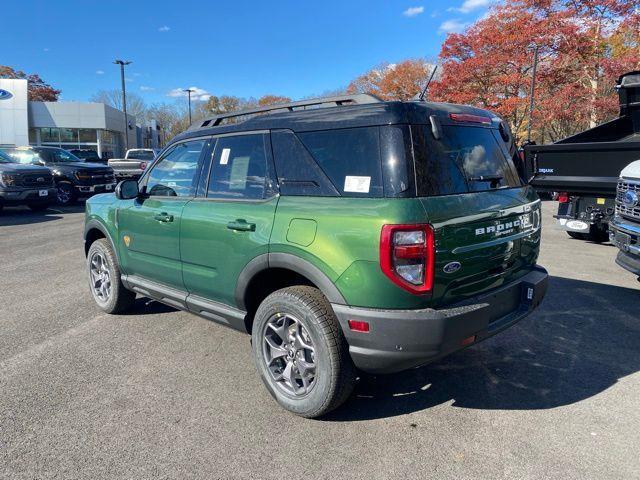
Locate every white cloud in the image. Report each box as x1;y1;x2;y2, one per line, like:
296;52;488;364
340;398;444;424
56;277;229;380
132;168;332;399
168;86;211;102
96;70;105;75
43;48;50;52
439;19;469;33
140;85;155;91
403;6;424;17
450;0;491;13
158;25;170;32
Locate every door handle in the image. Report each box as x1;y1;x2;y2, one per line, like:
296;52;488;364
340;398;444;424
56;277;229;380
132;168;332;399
227;219;256;232
154;212;174;223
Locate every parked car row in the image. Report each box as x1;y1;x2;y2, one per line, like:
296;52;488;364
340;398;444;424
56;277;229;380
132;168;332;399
0;146;158;211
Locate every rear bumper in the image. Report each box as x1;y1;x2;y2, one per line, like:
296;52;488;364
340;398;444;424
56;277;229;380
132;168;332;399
332;266;548;374
0;187;57;205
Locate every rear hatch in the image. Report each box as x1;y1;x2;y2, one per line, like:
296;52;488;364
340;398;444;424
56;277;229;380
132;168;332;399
412;118;541;307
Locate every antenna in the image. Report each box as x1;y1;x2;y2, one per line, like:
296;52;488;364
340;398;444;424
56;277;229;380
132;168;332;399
418;65;438;101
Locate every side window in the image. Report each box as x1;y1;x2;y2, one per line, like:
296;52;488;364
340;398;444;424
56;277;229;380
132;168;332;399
271;130;338;197
207;134;268;200
145;140;205;197
52;150;75;162
298;127;384;197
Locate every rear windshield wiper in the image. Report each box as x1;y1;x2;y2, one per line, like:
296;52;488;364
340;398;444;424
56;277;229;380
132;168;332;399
469;175;503;188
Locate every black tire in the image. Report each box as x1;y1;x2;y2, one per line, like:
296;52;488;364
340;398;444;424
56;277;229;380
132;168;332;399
28;203;49;212
252;286;356;418
56;181;76;206
587;228;609;243
87;238;136;314
567;231;588;240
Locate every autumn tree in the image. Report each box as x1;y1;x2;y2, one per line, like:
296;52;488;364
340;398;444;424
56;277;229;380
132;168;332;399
0;66;61;101
430;0;639;143
347;59;434;100
258;95;292;106
90;90;149;122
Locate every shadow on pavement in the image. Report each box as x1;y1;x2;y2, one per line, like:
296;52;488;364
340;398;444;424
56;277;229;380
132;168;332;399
0;204;85;226
325;276;640;422
120;298;179;316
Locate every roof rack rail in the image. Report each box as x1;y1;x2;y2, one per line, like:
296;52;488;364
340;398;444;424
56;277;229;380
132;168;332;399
195;93;382;128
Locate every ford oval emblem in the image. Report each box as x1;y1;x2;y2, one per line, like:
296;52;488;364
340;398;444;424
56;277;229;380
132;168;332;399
443;261;462;274
0;89;13;100
623;190;638;208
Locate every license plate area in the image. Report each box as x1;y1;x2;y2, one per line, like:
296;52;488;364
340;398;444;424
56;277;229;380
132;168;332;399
614;231;632;251
39;189;48;197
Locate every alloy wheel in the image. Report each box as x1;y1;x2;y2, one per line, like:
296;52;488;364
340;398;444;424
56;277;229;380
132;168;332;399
89;252;112;302
262;313;317;397
57;184;72;204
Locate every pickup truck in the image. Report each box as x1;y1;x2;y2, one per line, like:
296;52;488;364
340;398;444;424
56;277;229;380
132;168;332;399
108;148;158;181
525;71;640;242
610;159;640;281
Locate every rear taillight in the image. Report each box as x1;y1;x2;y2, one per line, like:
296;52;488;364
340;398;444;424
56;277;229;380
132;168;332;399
558;192;569;204
449;113;492;125
380;224;435;295
140;162;147;170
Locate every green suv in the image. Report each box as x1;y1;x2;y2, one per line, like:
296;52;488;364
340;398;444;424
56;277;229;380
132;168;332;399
84;95;548;417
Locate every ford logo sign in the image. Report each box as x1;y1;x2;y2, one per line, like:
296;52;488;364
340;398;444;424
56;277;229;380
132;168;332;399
0;89;13;100
623;190;639;208
443;261;462;274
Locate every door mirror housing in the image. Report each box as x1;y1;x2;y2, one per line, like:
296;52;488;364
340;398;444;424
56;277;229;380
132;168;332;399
115;179;139;200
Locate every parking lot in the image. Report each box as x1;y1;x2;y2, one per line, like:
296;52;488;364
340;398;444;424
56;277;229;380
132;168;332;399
1;200;639;479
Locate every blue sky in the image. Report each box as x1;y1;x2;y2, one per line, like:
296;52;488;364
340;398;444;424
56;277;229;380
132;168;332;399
2;0;491;104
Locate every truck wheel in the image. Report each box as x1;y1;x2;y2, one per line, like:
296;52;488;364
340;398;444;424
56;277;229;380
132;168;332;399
87;238;136;314
567;232;588;240
56;182;76;205
252;286;356;418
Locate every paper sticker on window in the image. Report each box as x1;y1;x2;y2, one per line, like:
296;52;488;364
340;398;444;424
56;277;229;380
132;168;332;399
344;176;371;193
229;156;250;190
220;148;231;165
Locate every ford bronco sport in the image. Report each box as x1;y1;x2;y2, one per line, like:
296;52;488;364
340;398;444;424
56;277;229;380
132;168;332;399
84;95;548;418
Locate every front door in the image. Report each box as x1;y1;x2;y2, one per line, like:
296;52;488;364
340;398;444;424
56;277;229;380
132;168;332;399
117;139;208;290
180;133;278;307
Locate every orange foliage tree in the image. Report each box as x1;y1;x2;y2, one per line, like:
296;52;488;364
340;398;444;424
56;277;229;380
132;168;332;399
0;65;61;101
347;59;434;100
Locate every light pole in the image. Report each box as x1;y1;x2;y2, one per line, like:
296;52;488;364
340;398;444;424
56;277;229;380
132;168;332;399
114;59;132;152
184;88;194;125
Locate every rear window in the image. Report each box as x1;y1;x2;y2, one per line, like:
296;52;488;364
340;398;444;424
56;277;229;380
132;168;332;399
413;125;521;196
127;150;155;160
298;127;384;197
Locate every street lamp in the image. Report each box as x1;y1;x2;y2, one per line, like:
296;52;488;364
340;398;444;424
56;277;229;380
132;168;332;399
114;59;132;152
184;88;195;125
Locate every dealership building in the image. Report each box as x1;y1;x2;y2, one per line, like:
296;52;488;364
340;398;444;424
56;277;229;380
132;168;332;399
0;78;161;158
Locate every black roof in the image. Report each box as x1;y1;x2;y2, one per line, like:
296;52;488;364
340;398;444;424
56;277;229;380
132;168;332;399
171;100;501;145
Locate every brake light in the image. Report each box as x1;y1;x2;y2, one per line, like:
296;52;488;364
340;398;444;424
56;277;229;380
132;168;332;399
140;162;147;170
380;224;435;295
449;113;492;125
558;192;569;204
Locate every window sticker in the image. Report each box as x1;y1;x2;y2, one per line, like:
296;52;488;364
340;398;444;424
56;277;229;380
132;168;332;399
220;148;231;165
344;176;371;193
229;156;250;190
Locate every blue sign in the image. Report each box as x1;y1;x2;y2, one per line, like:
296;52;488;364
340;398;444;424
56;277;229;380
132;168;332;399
0;89;13;100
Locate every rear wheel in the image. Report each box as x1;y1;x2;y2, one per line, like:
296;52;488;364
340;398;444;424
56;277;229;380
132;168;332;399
87;238;136;313
252;286;356;418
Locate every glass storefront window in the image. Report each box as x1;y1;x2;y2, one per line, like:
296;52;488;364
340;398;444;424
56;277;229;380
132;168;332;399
60;128;78;144
40;128;60;143
101;130;115;144
29;129;37;144
79;129;97;143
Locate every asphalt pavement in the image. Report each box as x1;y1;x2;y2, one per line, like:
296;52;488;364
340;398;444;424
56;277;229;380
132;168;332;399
1;201;639;480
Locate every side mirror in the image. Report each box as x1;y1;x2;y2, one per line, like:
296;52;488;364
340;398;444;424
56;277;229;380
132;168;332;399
115;179;139;200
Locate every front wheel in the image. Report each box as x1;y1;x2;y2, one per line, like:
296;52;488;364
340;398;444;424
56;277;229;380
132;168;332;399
87;238;136;313
56;181;76;205
252;286;356;418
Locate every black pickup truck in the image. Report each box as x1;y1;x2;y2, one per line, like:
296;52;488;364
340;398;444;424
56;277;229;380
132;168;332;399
0;150;56;212
524;71;640;242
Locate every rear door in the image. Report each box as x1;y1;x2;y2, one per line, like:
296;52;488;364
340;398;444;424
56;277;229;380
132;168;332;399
412;122;541;306
180;132;278;307
116;139;208;290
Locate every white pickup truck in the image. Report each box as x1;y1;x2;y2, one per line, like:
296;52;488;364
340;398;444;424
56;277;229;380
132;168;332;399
609;160;640;281
108;148;159;181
